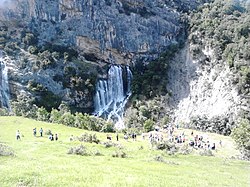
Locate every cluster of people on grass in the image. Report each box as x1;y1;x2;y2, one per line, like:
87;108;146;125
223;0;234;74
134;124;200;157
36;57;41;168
189;133;216;150
48;133;58;141
143;124;219;151
124;132;137;141
16;123;219;152
106;133;121;141
16;127;59;141
33;128;44;137
148;131;164;143
105;132;137;142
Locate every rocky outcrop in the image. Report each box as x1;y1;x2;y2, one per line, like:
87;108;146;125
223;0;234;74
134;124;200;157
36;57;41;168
167;43;245;133
0;0;203;113
1;0;201;64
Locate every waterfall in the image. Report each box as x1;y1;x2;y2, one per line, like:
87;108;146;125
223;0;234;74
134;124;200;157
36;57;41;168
94;65;132;129
0;50;10;110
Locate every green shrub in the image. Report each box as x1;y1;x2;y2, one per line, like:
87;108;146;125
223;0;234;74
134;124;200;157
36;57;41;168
67;145;89;156
0;108;9;116
60;112;75;127
155;141;177;151
101;122;115;133
199;149;214;157
22;33;37;46
49;108;61;124
154;155;165;162
77;133;100;144
231;119;250;160
143;119;154;132
45;129;52;136
28;45;38;54
0;144;14;156
92;149;103;156
36;107;49;122
103;141;114;148
179;144;193;155
112;150;127;158
11;94;38;119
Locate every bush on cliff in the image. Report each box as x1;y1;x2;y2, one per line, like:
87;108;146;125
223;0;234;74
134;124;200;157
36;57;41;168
231;119;250;160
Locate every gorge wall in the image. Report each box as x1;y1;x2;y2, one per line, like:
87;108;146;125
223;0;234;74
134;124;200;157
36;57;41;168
167;44;244;134
0;0;248;133
0;0;200;113
167;0;250;134
1;0;193;63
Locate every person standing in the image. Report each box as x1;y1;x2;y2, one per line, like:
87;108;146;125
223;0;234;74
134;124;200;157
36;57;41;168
55;134;58;141
116;133;119;141
40;128;43;137
33;128;37;137
16;130;21;140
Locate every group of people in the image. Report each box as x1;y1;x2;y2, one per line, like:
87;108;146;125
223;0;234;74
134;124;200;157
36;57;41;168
189;133;217;150
48;133;58;141
124;133;137;141
142;124;220;151
106;132;137;142
16;127;59;141
16;124;220;152
107;133;119;141
33;128;43;137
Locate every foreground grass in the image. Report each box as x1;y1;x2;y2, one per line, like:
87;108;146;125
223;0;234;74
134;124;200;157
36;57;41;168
0;116;249;187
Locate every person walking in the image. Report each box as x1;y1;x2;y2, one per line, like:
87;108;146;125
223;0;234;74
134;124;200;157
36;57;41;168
16;130;21;140
40;128;43;137
33;128;37;137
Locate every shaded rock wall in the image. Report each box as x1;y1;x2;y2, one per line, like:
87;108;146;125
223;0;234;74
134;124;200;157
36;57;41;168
167;43;244;133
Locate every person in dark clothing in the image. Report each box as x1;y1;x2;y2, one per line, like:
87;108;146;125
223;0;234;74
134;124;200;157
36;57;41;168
33;128;37;137
211;143;216;150
189;141;194;147
16;130;21;140
116;133;119;141
55;134;58;141
40;128;43;137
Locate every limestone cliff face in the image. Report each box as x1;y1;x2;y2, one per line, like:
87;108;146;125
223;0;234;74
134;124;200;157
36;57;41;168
0;0;202;113
1;0;199;63
167;43;247;134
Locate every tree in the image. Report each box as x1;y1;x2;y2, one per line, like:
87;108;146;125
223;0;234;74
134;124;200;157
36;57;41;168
74;112;87;129
11;94;37;118
60;112;75;127
143;119;154;132
231;119;250;160
36;107;49;122
50;108;61;124
58;101;70;114
101;122;115;133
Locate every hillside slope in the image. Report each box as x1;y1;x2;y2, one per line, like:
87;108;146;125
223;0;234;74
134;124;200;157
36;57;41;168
0;116;249;187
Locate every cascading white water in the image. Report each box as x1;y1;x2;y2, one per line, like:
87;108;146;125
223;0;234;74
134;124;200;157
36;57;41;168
94;65;132;129
0;50;10;110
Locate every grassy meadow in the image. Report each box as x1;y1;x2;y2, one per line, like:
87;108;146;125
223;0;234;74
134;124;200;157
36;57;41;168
0;116;249;187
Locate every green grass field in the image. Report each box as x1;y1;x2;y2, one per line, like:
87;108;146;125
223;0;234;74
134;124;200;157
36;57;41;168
0;116;249;187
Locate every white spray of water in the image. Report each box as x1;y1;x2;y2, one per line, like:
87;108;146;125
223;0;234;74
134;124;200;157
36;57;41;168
94;65;132;130
0;50;11;110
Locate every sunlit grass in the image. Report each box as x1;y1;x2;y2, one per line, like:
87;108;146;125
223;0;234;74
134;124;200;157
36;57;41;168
0;116;249;187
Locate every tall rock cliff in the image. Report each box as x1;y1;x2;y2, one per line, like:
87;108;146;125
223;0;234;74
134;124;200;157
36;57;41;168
167;0;250;134
0;0;202;113
1;0;247;134
1;0;195;63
